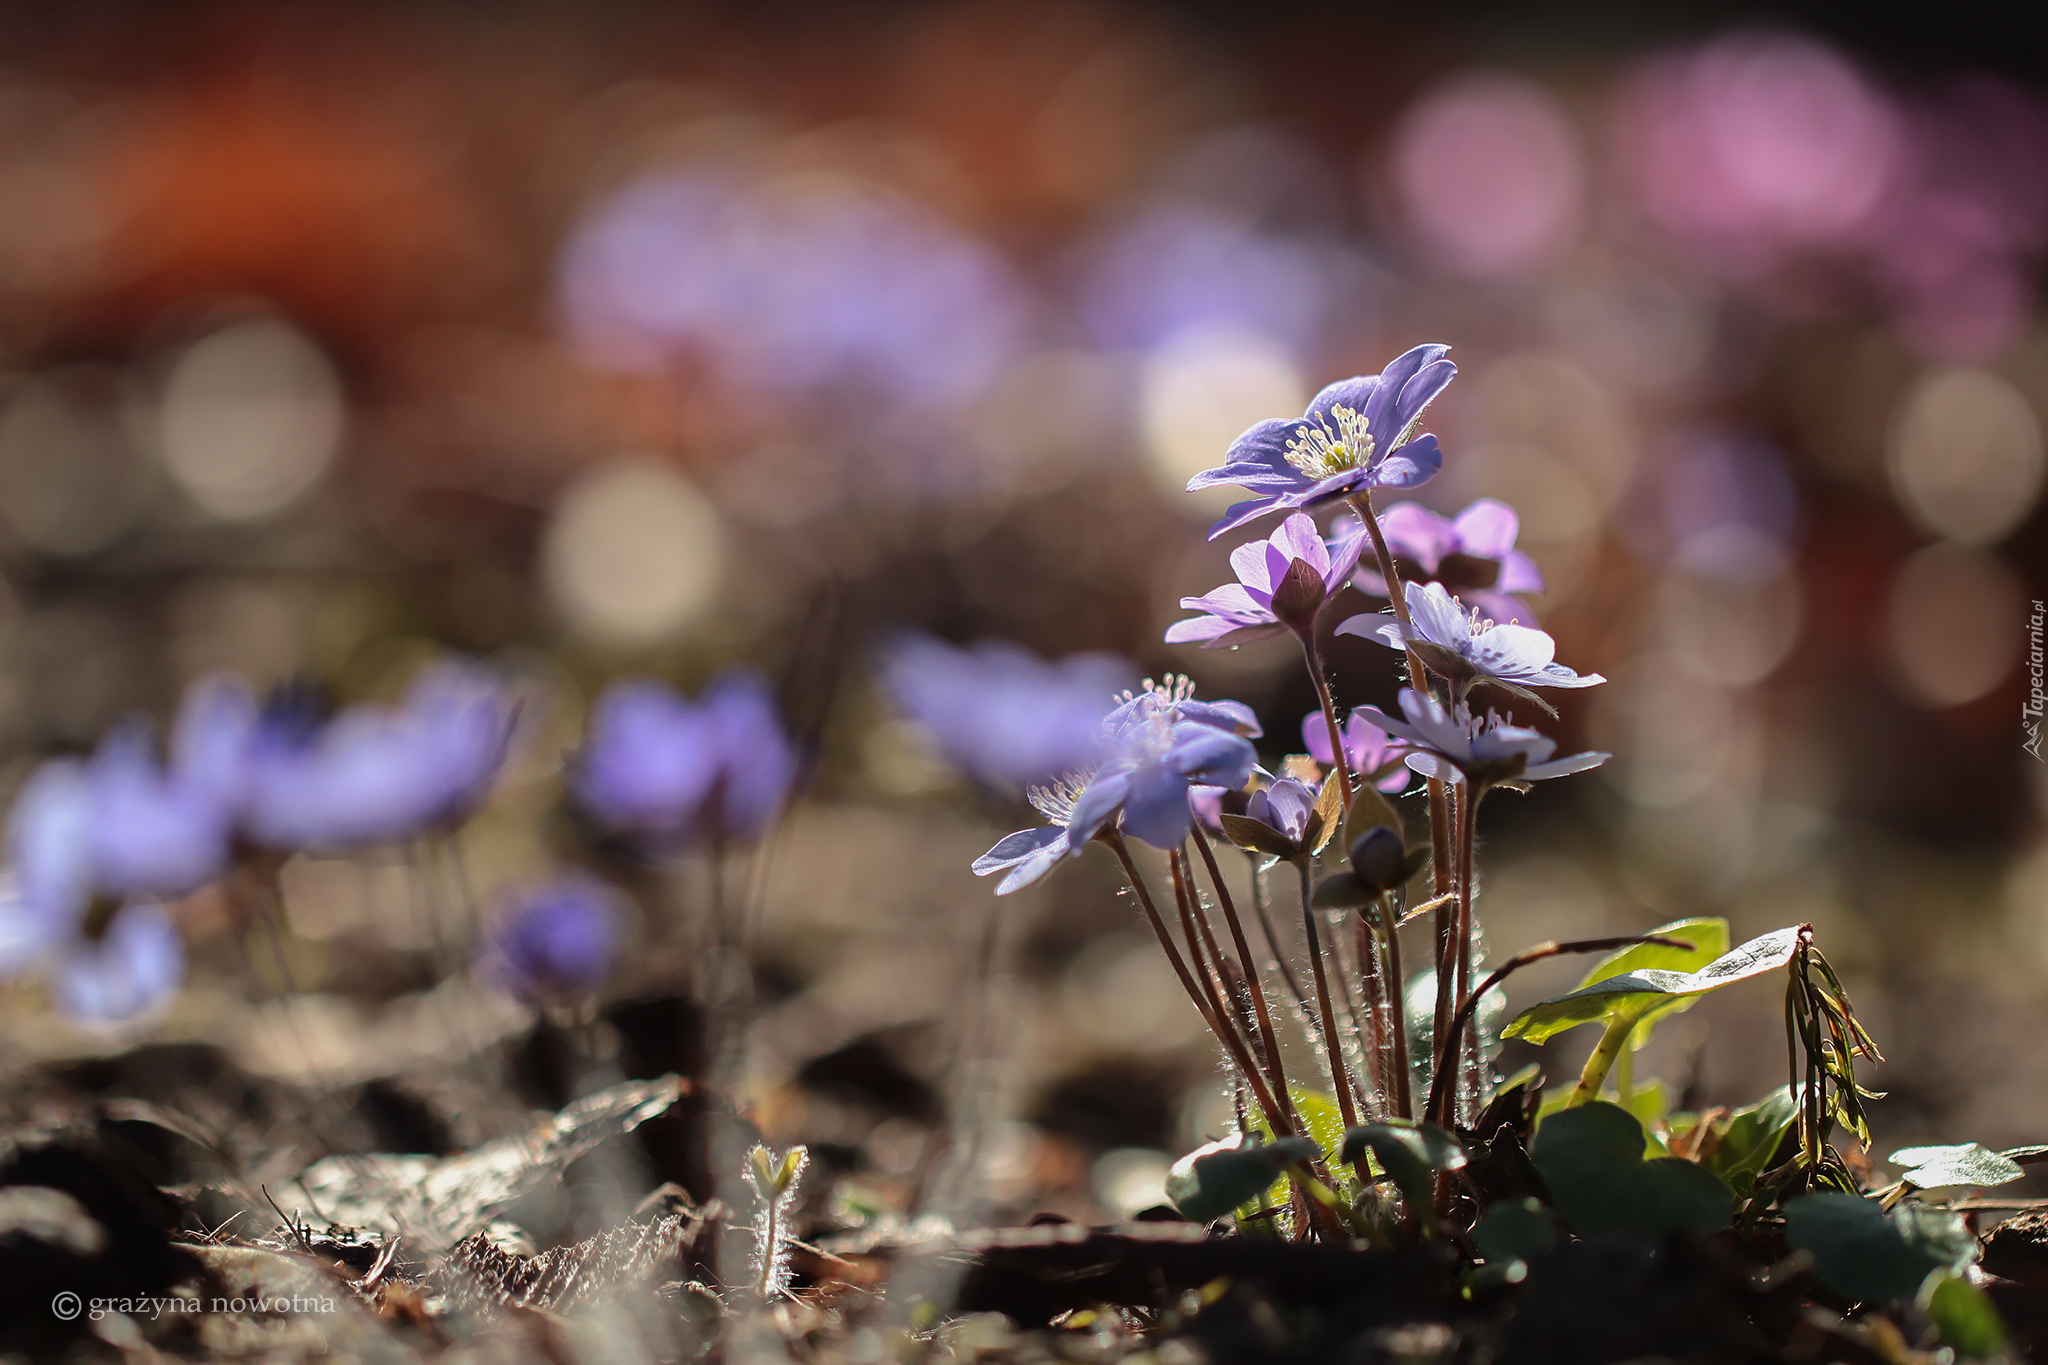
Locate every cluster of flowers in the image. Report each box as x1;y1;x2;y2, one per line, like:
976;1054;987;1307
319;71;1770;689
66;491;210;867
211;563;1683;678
0;662;796;1021
887;344;1612;1139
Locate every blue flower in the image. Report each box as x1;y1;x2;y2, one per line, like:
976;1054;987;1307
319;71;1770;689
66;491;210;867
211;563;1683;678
1350;497;1546;626
1352;689;1609;787
1187;344;1457;540
1165;513;1367;647
573;667;797;851
880;635;1133;790
1300;710;1410;794
1338;581;1603;707
238;662;521;850
0;763;186;1022
1243;776;1317;845
479;874;621;1002
974;678;1260;893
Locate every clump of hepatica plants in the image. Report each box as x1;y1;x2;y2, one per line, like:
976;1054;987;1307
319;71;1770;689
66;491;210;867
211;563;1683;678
967;344;2030;1347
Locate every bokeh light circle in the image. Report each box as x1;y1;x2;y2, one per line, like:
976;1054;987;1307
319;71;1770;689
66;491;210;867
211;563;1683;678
542;456;726;648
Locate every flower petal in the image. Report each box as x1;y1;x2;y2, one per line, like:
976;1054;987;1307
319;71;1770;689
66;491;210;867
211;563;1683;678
1304;374;1380;427
1405;581;1474;650
1375;501;1458;572
1369;434;1442;488
1467;622;1557;681
1167;725;1258;789
1188;420;1301;491
1119;763;1196;849
1067;769;1133;846
1206;495;1286;541
1523;750;1611;780
1404;751;1465;783
1498;550;1546;595
1451;498;1520;559
1177;698;1263;738
974;825;1067;876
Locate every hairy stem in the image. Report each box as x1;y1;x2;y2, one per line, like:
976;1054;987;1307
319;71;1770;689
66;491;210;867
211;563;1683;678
1376;894;1414;1119
1298;629;1355;815
1296;861;1360;1130
1113;835;1289;1135
1350;491;1453;900
1454;783;1486;1126
1250;857;1314;1015
1193;829;1297;1128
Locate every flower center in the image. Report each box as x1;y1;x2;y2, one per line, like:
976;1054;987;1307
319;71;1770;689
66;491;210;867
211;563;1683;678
1027;772;1091;826
1283;404;1375;481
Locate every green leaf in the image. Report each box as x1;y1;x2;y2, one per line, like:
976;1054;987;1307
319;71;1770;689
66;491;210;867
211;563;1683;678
1893;1200;1976;1274
1340;1122;1466;1211
1626;1159;1735;1237
1474;1197;1558;1264
1529;1102;1648;1233
1287;1086;1348;1166
1783;1192;1947;1304
1529;1102;1734;1237
1889;1142;2026;1191
1925;1273;2012;1360
1704;1086;1800;1196
1342;779;1405;852
1503;926;1797;1047
1220;813;1299;860
1166;1136;1320;1223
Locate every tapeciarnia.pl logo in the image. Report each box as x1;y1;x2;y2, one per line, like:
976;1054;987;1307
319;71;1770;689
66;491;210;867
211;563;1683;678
2026;599;2044;762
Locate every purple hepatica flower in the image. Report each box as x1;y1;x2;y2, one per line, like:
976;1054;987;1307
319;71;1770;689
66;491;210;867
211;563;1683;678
1354;688;1609;788
0;764;185;1022
881;634;1133;791
975;679;1260;893
1340;581;1603;711
239;662;520;851
1301;711;1409;794
573;667;797;852
1187;344;1456;540
86;699;244;900
1244;777;1316;845
480;875;621;1003
1351;498;1545;626
1166;513;1367;648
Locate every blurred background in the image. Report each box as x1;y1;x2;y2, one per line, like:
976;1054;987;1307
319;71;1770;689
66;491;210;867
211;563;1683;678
0;0;2044;1229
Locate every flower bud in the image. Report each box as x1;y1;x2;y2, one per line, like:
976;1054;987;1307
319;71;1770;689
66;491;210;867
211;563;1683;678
1348;825;1409;895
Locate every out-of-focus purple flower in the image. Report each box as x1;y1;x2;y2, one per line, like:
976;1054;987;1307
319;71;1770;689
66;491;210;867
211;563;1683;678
1300;711;1408;793
880;635;1133;790
1354;689;1610;787
480;875;621;1002
239;662;520;850
1340;581;1604;704
1615;34;1902;270
1350;498;1545;626
1077;202;1341;359
558;170;1026;412
573;667;797;852
0;764;186;1022
1166;513;1367;647
1187;345;1455;539
974;679;1260;892
87;723;235;900
49;902;184;1023
1390;73;1587;278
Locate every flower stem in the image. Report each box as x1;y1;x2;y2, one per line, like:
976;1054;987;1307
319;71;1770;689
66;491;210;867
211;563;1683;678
1349;491;1453;900
1375;893;1414;1120
1249;857;1313;1015
1192;829;1297;1129
1298;630;1354;815
1110;834;1292;1136
1295;860;1360;1131
1453;782;1488;1125
1173;848;1299;1133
